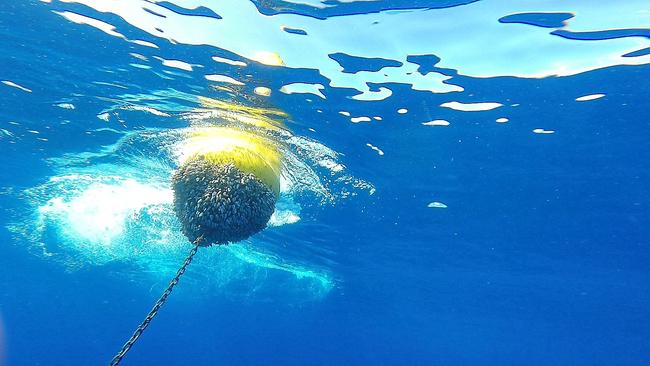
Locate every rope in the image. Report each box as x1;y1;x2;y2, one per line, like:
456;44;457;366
109;236;204;365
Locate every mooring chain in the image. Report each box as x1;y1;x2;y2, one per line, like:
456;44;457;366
109;236;204;366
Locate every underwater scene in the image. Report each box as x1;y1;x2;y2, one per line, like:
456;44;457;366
1;0;649;365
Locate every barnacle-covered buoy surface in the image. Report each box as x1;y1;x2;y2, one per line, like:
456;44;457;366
172;157;276;245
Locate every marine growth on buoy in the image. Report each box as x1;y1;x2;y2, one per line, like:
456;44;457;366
172;127;281;245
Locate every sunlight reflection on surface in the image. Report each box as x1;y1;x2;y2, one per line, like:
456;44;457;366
52;0;650;101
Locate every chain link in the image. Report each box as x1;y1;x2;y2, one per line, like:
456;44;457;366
109;236;204;365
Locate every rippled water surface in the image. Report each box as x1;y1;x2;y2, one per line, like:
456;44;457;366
1;1;649;365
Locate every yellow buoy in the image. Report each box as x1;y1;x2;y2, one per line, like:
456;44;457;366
172;127;281;245
110;126;283;364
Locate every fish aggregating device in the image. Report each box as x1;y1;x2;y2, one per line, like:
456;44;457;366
172;127;281;245
110;127;281;365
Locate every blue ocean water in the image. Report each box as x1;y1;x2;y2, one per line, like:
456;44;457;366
1;1;649;365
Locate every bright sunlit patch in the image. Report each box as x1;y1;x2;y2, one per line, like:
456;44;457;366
56;0;650;104
129;52;148;61
205;74;245;85
56;103;75;109
122;105;170;117
39;177;172;247
251;51;285;66
54;11;124;38
130;63;151;69
269;199;302;226
280;83;326;99
254;86;272;96
351;86;392;101
422;119;450;126
0;129;15;139
279;0;333;9
440;101;503;111
1;80;32;92
575;93;606;102
351;116;371;123
212;56;247;67
129;39;159;48
155;57;194;71
336;61;463;100
318;158;344;173
366;143;384;155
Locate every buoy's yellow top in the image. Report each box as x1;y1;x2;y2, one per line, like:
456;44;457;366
180;127;282;196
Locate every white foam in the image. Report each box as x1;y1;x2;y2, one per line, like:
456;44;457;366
318;158;345;172
39;178;172;247
268;197;302;226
